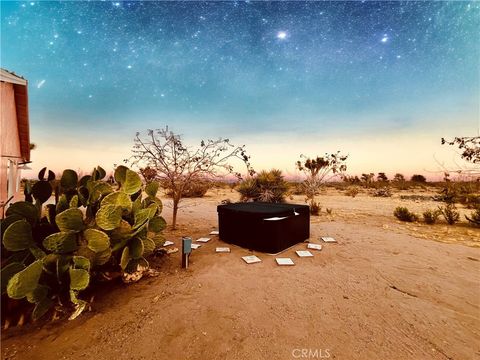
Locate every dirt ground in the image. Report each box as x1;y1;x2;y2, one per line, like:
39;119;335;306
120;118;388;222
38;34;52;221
1;188;479;360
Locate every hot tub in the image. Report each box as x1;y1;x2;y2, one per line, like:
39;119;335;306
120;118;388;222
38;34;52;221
217;202;310;253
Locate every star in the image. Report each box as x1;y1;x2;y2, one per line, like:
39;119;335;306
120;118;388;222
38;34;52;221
276;31;287;40
381;35;389;43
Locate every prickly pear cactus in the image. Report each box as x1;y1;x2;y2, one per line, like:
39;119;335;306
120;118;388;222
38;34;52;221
1;165;166;322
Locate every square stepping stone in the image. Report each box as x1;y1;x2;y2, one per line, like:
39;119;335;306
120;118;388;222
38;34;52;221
216;247;230;253
197;237;211;243
275;258;295;266
242;255;261;264
307;243;322;251
321;237;336;243
296;250;314;257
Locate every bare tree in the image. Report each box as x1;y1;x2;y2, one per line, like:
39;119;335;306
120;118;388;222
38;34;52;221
439;136;480;178
441;136;480;164
128;127;252;228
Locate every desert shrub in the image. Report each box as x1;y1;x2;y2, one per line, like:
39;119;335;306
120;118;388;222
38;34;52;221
237;178;258;201
423;209;440;224
463;194;480;209
310;200;321;215
326;208;333;215
1;166;166;323
411;174;427;183
165;179;211;198
290;182;305;195
345;187;359;197
394;207;418;222
342;175;361;184
237;169;289;203
372;187;392;197
466;206;480;226
438;203;460;225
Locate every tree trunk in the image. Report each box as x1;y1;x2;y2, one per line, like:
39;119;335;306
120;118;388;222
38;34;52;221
172;198;179;229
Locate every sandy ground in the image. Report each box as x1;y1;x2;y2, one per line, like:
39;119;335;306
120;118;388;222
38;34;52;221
1;188;479;360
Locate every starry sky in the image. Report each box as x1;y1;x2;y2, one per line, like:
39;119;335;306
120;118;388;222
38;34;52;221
1;1;479;179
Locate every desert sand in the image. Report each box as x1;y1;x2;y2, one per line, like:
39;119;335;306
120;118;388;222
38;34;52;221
1;188;479;360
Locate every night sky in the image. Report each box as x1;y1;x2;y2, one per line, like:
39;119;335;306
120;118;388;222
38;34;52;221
1;1;479;178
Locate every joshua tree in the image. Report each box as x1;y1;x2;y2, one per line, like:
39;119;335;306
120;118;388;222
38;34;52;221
129;127;252;228
393;173;405;182
361;173;375;187
377;172;388;182
296;152;348;213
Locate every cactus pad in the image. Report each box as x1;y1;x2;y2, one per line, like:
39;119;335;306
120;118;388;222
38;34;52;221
60;169;78;190
142;238;156;256
69;268;90;290
1;262;25;294
84;228;110;252
26;284;49;304
7;260;43;299
69;195;79;208
121;169;142;195
32;180;53;203
43;231;78;253
2;219;34;251
55;208;84;232
73;256;91;271
56;194;69;214
133;208;150;230
114;165;128;184
148;216;167;233
129;238;144;259
101;192;132;212
145;182;159;197
95;204;122;230
5;201;39;225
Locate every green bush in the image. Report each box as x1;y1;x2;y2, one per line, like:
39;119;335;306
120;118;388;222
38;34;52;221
237;169;289;203
1;166;166;322
422;209;440;224
438;203;460;225
393;207;418;222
